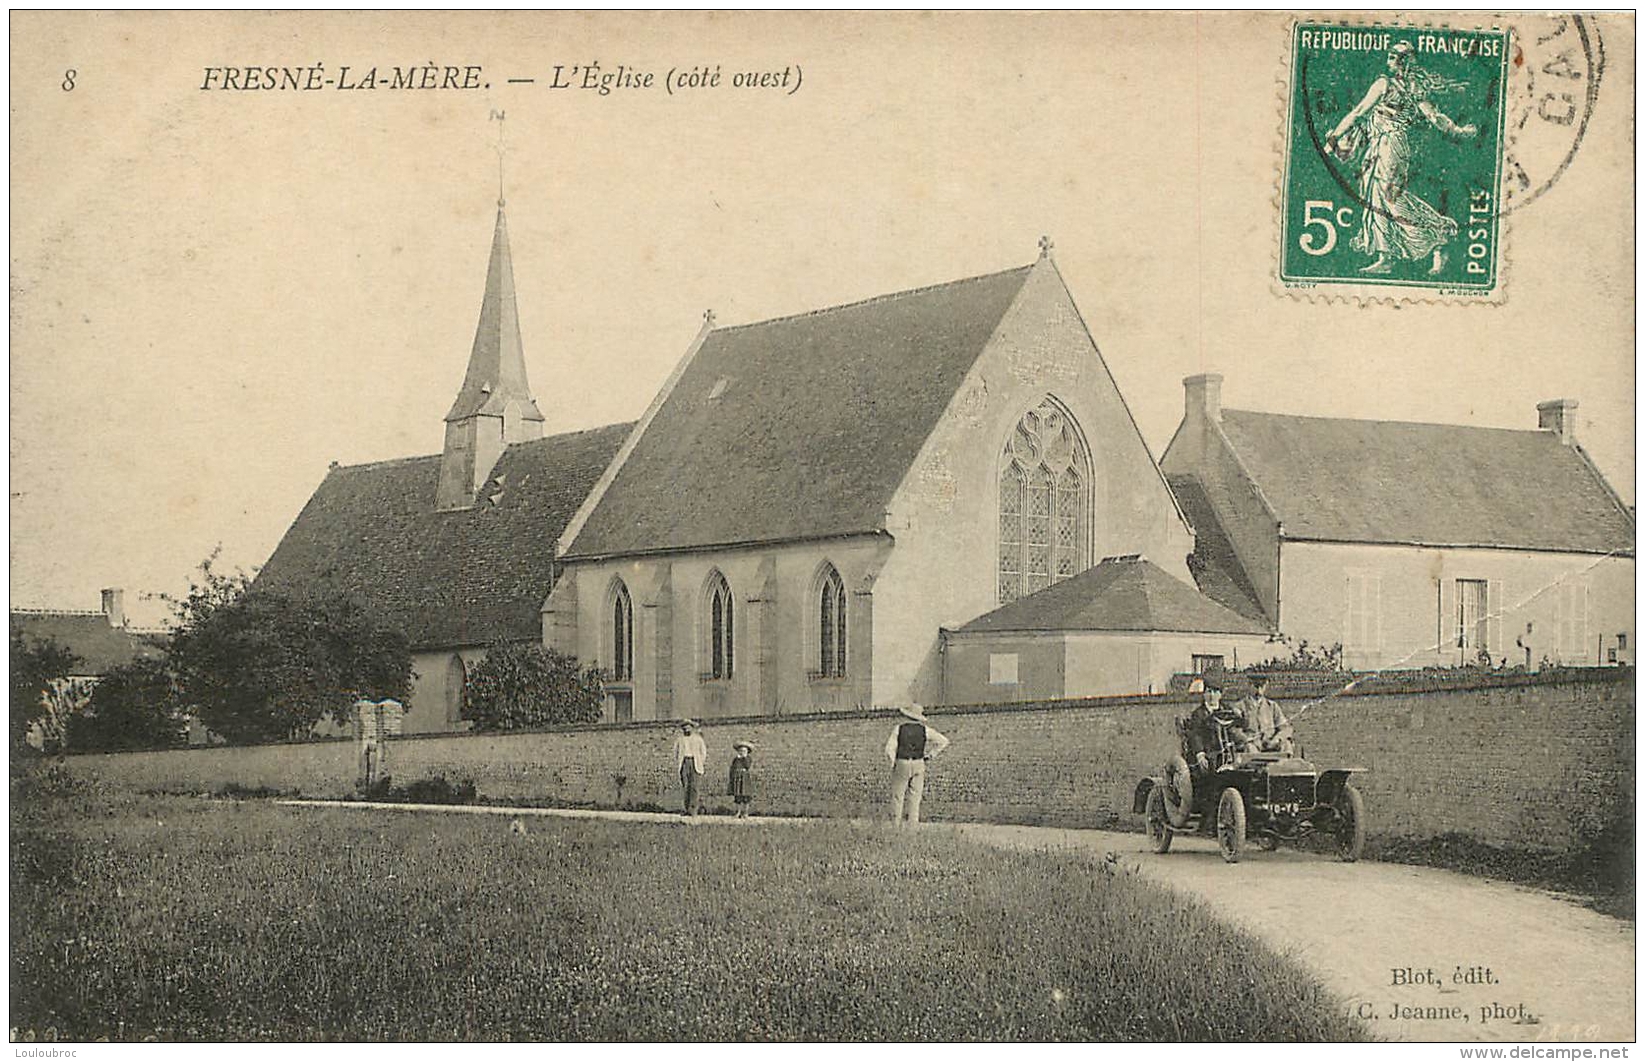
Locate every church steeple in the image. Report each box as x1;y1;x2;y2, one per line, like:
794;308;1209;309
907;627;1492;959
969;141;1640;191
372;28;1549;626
436;201;547;512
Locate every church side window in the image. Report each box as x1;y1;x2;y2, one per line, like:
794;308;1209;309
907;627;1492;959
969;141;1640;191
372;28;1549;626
998;398;1092;603
705;571;734;681
818;565;847;679
610;580;634;682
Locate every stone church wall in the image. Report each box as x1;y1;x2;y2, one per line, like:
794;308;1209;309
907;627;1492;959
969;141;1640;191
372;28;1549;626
61;668;1632;856
874;263;1198;706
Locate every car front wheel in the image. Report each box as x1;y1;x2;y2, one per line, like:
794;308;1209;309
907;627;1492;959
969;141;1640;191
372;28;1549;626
1217;787;1246;863
1335;783;1366;862
1145;785;1174;854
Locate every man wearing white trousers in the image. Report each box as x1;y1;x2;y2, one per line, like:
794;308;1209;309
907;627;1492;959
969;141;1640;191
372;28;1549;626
885;705;950;826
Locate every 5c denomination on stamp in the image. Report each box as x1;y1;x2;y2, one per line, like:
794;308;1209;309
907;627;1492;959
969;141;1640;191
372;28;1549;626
1280;22;1510;299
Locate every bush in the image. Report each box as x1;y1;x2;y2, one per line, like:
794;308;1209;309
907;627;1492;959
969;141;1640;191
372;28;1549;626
356;774;478;805
463;641;603;731
162;551;412;745
67;658;188;753
10;629;80;756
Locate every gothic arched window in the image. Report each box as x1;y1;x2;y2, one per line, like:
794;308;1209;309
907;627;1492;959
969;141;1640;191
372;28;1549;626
705;571;734;680
609;580;634;681
818;564;847;679
998;398;1091;603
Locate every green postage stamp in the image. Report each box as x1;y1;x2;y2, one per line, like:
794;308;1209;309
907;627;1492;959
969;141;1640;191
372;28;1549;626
1280;22;1510;298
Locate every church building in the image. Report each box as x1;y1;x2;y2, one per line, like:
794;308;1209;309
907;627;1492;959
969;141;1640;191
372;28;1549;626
259;204;1239;730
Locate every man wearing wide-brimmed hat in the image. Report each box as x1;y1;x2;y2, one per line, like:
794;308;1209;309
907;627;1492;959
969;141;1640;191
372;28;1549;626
884;704;949;826
673;719;708;816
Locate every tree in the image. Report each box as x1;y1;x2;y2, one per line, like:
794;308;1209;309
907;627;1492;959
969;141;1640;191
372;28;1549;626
164;551;412;745
463;641;603;731
66;657;188;753
9;629;80;756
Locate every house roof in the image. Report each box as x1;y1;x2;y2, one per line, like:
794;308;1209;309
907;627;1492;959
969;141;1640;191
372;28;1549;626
1166;475;1269;623
953;556;1272;636
1217;410;1635;554
564;264;1036;559
9;612;166;676
255;422;632;650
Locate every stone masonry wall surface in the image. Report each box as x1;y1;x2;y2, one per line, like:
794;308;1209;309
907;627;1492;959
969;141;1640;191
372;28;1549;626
59;670;1633;854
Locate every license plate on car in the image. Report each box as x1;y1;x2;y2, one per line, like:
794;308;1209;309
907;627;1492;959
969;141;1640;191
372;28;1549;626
1270;801;1302;816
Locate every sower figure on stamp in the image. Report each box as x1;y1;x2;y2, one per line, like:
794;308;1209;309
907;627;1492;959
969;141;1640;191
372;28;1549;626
1324;40;1479;276
673;719;708;816
885;705;949;826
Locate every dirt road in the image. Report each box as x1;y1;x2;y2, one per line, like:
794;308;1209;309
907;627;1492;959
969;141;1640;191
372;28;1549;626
952;822;1635;1043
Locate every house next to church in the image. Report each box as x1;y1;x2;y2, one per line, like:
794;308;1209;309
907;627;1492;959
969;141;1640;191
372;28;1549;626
259;205;1242;730
1160;373;1636;672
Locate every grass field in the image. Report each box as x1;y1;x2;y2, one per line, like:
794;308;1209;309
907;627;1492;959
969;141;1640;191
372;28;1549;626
11;771;1369;1041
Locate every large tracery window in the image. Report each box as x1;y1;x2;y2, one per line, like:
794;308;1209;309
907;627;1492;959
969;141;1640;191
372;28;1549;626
998;398;1091;603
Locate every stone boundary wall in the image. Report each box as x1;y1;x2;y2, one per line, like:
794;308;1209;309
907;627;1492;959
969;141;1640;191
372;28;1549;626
58;669;1633;854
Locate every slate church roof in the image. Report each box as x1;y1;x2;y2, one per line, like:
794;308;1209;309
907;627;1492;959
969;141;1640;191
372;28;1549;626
563;264;1037;559
1216;409;1635;555
952;556;1271;636
255;423;632;650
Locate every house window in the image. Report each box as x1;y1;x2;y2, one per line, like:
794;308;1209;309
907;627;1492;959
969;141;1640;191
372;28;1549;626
1191;654;1224;675
609;580;634;681
998;397;1091;603
1456;579;1488;655
817;564;847;679
704;571;734;681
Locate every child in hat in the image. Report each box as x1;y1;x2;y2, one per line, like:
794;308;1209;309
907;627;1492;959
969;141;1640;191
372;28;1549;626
727;740;756;818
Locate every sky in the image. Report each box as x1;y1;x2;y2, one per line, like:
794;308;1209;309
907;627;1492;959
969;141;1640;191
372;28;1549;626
10;11;1636;628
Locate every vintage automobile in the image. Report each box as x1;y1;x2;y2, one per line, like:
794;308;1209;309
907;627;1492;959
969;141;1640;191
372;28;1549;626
1132;714;1367;863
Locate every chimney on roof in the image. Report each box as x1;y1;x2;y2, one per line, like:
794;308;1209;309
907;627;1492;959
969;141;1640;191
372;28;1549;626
101;588;126;629
1184;373;1223;424
1537;398;1579;445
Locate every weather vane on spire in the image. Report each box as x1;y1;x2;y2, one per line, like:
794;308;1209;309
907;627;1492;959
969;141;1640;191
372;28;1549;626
491;108;507;208
1038;234;1054;259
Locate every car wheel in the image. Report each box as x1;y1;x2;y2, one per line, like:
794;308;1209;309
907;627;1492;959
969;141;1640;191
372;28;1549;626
1145;785;1174;854
1335;783;1366;862
1217;787;1245;863
1162;754;1193;828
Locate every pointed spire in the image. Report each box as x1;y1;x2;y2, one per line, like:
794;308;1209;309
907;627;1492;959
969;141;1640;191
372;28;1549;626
444;203;545;430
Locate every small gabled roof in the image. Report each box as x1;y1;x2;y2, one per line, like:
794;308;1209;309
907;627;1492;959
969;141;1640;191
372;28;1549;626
1218;410;1635;554
256;422;631;650
954;556;1272;636
9;612;165;676
564;264;1036;559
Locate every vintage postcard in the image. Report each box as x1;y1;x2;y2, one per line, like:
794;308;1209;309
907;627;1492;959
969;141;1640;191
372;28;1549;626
8;11;1635;1049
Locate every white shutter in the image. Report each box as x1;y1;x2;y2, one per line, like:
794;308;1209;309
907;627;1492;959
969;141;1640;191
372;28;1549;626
1343;575;1359;654
1487;579;1504;664
1437;578;1454;661
1370;574;1383;660
1580;583;1593;664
